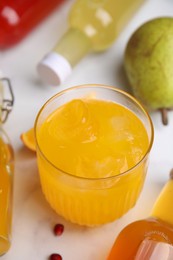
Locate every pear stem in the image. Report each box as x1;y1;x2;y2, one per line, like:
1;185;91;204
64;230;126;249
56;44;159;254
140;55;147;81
159;108;168;125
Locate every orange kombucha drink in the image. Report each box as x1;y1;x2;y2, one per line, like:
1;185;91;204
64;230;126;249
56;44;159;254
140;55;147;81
0;131;13;255
35;85;153;226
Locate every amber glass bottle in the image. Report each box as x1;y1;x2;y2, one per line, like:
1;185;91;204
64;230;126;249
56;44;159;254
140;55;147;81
108;170;173;260
0;77;14;256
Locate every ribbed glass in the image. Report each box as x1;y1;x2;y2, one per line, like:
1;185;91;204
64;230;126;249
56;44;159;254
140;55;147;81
35;84;154;226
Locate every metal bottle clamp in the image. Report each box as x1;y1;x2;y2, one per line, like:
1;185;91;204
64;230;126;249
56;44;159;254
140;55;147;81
0;77;14;123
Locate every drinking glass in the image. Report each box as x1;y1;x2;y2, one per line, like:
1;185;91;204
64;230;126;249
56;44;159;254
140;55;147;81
35;84;154;226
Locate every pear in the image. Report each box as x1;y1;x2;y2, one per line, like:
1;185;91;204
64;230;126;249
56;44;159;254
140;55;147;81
124;17;173;125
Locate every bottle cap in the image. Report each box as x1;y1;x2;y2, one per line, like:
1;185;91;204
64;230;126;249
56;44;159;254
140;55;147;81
0;76;14;123
37;52;72;86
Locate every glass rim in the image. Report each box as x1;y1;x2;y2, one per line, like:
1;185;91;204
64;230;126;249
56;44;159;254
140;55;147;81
34;84;154;181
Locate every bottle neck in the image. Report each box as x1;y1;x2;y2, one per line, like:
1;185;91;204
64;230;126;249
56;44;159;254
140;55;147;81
0;77;3;124
53;28;92;67
150;178;173;227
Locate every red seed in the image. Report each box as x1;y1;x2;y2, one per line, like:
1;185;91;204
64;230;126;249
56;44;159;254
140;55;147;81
54;224;64;236
49;253;62;260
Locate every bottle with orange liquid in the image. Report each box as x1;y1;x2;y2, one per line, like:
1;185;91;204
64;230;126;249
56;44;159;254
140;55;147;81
108;170;173;260
0;76;14;256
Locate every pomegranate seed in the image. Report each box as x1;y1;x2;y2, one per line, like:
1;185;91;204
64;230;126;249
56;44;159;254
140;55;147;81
54;223;64;236
49;253;62;260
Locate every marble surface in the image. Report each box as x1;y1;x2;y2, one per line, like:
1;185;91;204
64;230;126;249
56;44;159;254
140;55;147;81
1;0;173;259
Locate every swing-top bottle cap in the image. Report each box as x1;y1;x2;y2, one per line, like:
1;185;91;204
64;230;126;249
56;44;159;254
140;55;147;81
0;72;14;123
37;52;72;86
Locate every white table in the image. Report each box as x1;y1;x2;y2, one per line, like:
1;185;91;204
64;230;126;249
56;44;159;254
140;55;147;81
1;0;173;259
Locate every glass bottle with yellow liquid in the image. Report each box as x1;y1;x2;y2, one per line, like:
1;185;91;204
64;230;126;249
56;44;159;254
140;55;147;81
108;170;173;260
37;0;145;85
0;77;14;256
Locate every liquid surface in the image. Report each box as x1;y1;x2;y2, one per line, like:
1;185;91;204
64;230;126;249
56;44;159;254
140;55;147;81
38;99;149;178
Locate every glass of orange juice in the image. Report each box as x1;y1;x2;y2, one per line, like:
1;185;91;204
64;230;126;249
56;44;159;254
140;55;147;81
35;84;153;226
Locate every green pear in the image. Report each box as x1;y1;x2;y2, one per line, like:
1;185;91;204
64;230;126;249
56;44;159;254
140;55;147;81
124;17;173;125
